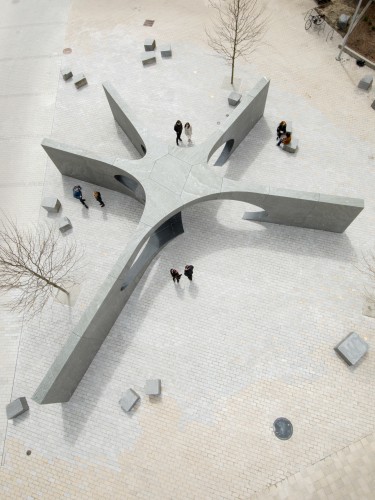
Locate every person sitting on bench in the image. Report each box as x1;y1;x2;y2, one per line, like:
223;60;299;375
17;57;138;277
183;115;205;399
277;131;291;147
276;120;287;139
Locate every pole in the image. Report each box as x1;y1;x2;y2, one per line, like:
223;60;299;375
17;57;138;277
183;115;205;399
336;0;363;61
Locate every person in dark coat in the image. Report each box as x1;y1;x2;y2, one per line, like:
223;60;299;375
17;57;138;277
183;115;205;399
170;268;182;283
73;185;88;209
276;121;287;139
184;264;194;281
93;191;105;207
174;120;183;146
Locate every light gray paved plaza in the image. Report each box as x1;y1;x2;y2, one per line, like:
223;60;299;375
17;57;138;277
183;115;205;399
0;0;374;498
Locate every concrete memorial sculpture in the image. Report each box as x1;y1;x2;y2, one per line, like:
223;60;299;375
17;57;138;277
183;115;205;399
33;77;364;405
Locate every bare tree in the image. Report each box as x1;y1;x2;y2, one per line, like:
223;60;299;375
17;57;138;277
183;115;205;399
360;250;375;308
0;216;82;317
206;0;267;85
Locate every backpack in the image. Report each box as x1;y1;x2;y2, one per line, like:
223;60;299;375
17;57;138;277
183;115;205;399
73;187;81;199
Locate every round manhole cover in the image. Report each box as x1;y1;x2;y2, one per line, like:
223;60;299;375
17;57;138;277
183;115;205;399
63;48;72;54
273;418;293;440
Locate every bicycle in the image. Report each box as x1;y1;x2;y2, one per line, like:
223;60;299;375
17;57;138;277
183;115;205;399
305;13;325;31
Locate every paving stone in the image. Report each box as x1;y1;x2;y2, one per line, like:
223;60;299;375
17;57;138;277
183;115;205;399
61;67;73;81
145;379;161;396
141;51;156;65
228;91;242;106
281;138;299;153
6;397;29;419
334;332;369;366
58;216;72;233
73;73;88;88
119;389;140;412
160;44;172;57
41;197;61;213
338;14;350;30
358;75;373;90
144;38;156;51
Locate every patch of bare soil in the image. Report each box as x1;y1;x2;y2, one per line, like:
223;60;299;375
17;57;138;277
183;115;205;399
317;0;375;63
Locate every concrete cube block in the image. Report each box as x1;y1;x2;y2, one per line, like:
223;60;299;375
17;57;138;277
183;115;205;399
286;121;293;134
358;75;373;90
160;44;172;57
73;73;87;89
42;197;61;213
144;38;156;51
58;216;72;233
145;379;161;396
61;67;73;81
120;389;140;412
228;92;242;106
6;397;29;419
334;332;369;366
281;138;298;153
141;51;156;65
338;14;350;30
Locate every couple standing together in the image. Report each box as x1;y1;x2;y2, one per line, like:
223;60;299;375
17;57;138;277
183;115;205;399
174;121;192;146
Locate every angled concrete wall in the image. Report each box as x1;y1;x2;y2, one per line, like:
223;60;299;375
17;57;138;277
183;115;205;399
33;213;184;404
103;82;147;156
42;138;146;203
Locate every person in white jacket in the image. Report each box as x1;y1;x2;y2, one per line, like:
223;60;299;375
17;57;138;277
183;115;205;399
184;122;192;143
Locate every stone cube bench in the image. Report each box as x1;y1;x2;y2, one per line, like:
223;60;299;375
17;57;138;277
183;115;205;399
145;379;161;396
286;121;293;134
160;44;172;58
120;389;140;412
144;39;156;51
141;51;156;65
58;216;72;233
61;68;73;81
334;332;369;366
74;73;88;89
228;91;242;106
358;75;373;91
6;397;29;419
42;197;61;213
281;138;298;153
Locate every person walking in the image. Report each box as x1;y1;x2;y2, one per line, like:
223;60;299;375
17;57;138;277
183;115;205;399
170;268;182;283
276;120;287;140
93;191;105;207
174;120;183;146
73;185;88;209
184;264;194;281
184;122;192;144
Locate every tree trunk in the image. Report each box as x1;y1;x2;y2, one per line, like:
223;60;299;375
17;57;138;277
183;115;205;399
25;265;69;295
